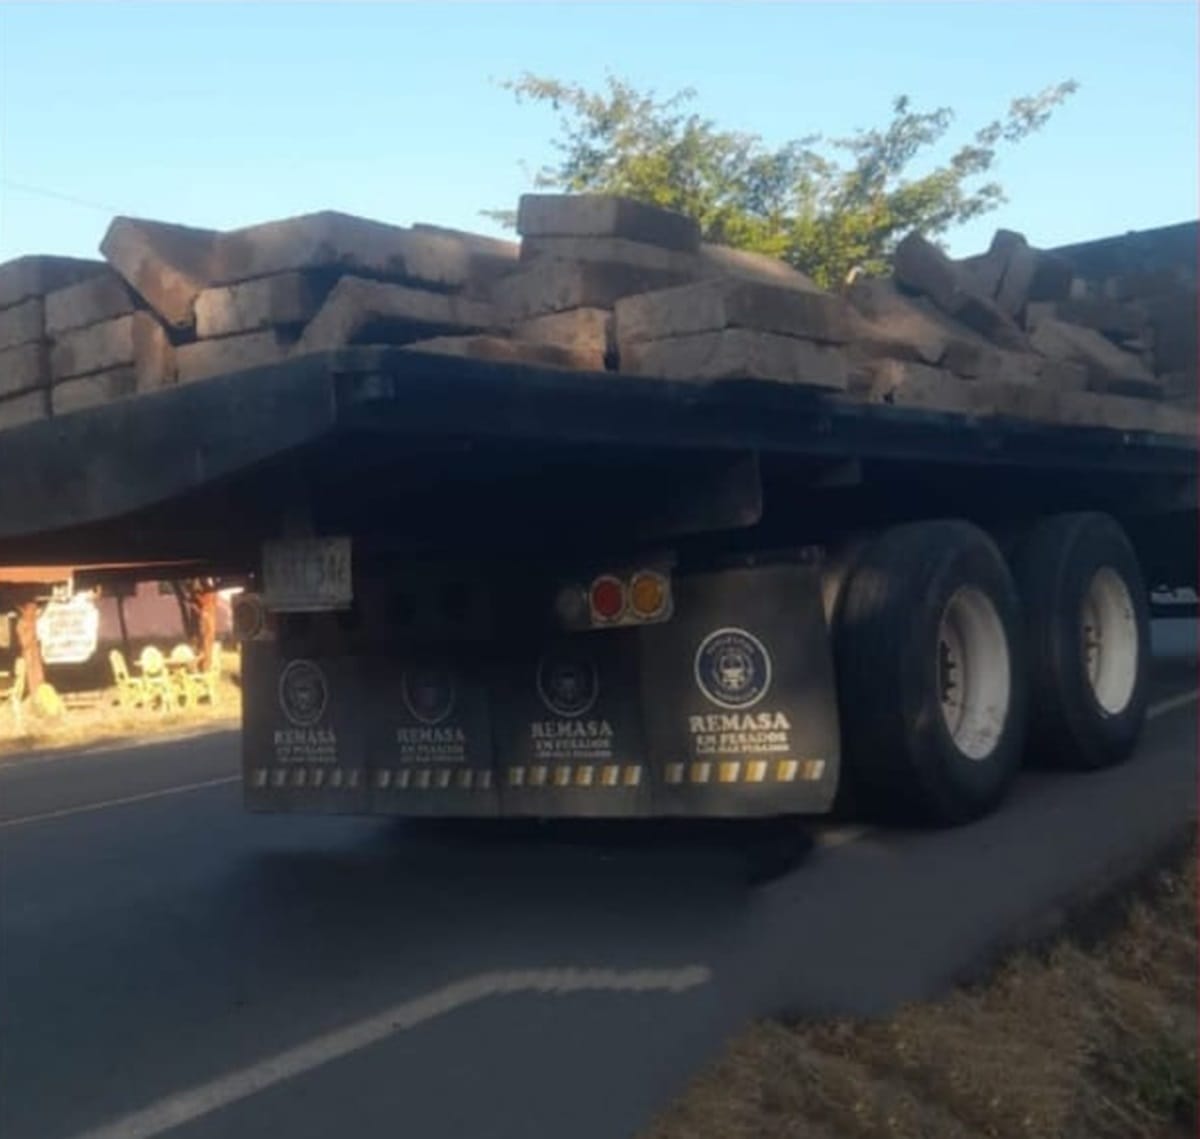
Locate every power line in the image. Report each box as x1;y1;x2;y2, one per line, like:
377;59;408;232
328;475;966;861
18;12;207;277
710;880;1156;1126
0;179;122;215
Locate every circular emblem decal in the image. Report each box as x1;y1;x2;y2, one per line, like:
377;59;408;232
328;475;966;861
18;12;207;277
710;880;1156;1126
536;651;599;718
694;628;772;709
402;666;457;726
278;659;328;727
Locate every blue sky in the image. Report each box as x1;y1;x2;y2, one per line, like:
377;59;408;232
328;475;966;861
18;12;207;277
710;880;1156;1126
0;2;1195;262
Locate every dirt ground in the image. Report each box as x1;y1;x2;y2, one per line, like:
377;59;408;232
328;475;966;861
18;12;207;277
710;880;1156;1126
644;839;1197;1139
0;649;241;759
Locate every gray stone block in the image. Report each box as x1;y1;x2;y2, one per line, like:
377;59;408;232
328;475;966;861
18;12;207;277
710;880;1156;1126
50;312;175;385
100;217;217;329
0;298;44;350
195;272;329;339
176;329;293;384
51;367;140;415
0;342;49;397
0;388;47;429
297;277;493;353
512;308;613;359
492;259;689;323
0;256;104;310
697;244;819;292
614;278;850;347
621;328;847;389
520;235;701;277
517;194;701;252
45;271;139;336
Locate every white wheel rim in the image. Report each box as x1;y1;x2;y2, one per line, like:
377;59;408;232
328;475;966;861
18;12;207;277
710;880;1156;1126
937;586;1011;760
1081;567;1139;715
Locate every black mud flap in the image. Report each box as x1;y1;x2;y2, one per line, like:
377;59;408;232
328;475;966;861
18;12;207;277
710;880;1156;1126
492;632;651;817
639;564;840;817
242;645;370;814
364;656;498;817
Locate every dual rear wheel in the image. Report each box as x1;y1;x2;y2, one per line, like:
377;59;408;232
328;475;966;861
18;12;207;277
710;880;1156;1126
832;513;1149;825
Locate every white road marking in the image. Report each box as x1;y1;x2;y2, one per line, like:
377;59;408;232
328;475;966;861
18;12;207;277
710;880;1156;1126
69;965;713;1139
1148;689;1198;720
0;775;240;830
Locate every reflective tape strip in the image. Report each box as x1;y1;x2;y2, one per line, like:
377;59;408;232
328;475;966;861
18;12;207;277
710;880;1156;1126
775;759;799;783
415;769;432;790
272;769;287;788
689;762;712;784
348;770;361;790
718;761;741;784
292;768;307;788
252;769;268;789
508;766;526;788
623;765;642;787
330;769;343;788
664;763;685;785
530;766;549;787
455;769;473;791
477;770;493;791
601;764;621;788
311;768;326;788
574;765;595;787
745;760;767;783
396;769;411;790
553;766;572;788
804;759;827;781
376;770;392;790
435;769;452;790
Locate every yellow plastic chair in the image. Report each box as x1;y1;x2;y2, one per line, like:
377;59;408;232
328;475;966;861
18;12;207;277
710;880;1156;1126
185;641;223;706
1;658;27;732
137;646;175;712
109;649;146;710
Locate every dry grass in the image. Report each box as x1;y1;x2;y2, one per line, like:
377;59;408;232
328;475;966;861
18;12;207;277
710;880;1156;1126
0;650;242;759
644;840;1197;1139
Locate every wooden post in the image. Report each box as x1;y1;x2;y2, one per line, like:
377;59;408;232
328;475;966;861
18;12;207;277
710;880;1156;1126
15;602;44;695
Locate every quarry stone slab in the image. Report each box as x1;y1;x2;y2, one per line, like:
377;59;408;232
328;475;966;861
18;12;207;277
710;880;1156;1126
492;259;690;322
520;235;701;277
101;217;216;329
50;312;175;385
195;272;329;339
0;298;44;350
0;342;49;397
614;278;850;347
0;388;47;429
51;367;140;415
512;308;613;359
45;271;138;337
176;329;293;383
622;328;848;389
517;195;701;252
0;256;104;311
298;277;493;352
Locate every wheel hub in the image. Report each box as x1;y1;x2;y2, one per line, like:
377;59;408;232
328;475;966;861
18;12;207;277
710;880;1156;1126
1080;567;1138;715
937;586;1011;760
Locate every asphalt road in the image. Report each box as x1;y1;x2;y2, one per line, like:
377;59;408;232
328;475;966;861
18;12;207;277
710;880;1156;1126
1;621;1195;1139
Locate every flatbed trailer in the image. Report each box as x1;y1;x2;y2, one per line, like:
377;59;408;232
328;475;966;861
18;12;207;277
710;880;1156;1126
0;347;1194;824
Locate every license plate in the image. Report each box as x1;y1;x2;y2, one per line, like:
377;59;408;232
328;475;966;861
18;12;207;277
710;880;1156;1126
262;537;352;611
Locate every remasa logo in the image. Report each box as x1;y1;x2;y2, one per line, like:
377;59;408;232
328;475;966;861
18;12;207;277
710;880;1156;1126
401;666;457;726
278;659;329;727
536;651;599;718
694;628;773;710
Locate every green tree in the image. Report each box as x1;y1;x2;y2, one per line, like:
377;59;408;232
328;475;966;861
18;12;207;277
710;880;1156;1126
491;74;1077;289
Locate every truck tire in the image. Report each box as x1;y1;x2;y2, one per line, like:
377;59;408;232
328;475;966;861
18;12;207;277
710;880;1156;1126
1012;513;1149;770
834;520;1027;825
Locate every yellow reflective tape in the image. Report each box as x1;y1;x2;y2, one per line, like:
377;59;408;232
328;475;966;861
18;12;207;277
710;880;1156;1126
396;769;411;790
530;765;549;787
456;769;474;790
664;762;685;785
508;766;526;787
623;765;642;787
292;768;307;788
718;761;741;784
376;770;392;790
808;759;827;780
574;765;595;787
252;768;268;788
553;765;572;788
745;760;767;783
415;769;432;790
435;769;452;790
775;759;799;783
312;768;326;788
600;764;621;788
477;770;493;791
689;761;712;784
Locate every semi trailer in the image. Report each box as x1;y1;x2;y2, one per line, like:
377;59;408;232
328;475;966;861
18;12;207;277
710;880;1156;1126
0;341;1193;825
